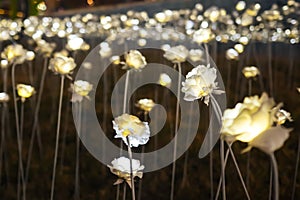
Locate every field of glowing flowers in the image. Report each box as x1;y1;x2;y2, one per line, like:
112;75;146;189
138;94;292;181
0;0;300;200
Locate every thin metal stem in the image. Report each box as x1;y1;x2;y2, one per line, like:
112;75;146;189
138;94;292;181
75;102;82;200
50;75;65;200
170;62;181;200
215;146;230;200
228;145;251;200
26;58;48;182
117;69;130;200
291;131;300;200
127;139;135;200
122;183;127;200
12;63;26;200
270;153;279;200
220;140;226;200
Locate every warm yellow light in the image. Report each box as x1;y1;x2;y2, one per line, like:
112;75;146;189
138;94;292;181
234;44;244;53
37;2;47;12
236;1;246;11
17;84;35;102
242;66;260;78
136;99;156;113
87;0;94;6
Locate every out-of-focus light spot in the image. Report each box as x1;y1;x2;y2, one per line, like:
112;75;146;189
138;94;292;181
87;0;94;6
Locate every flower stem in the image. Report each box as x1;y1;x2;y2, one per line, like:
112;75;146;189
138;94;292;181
215;146;230;200
123;183;127;200
26;58;48;182
228;144;251;200
170;62;181;200
269;162;273;200
0;68;8;185
137;113;147;200
75;102;82;200
50;75;65;200
220;140;226;200
12;63;26;200
291;131;300;200
117;69;130;200
270;153;279;200
126;138;135;200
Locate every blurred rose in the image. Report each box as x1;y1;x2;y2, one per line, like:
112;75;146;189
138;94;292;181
0;92;9;103
17;84;35;102
221;93;291;154
124;50;147;70
1;44;27;64
136;98;155;113
189;49;204;62
242;66;260;79
158;73;172;88
163;45;189;63
221;93;274;142
71;80;93;102
49;55;76;76
113;113;150;147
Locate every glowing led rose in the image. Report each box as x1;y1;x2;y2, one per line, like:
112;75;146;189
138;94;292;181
35;39;56;57
181;65;224;105
107;156;144;187
17;84;35;102
158;73;172;88
66;35;90;51
1;44;27;64
0;92;9;103
221;93;291;153
71;80;93;102
273;107;293;125
221;93;274;142
136;98;155;113
113;113;150;147
189;49;204;62
163;45;189;63
193;28;215;44
49;55;76;76
242;66;260;78
123;50;147;70
297;88;300;93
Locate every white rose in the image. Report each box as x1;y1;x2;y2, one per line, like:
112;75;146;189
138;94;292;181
163;45;189;63
181;65;224;105
124;50;147;70
49;55;76;75
113;113;150;147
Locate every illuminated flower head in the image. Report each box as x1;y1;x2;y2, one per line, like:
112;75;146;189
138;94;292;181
163;45;189;63
158;73;172;88
136;98;156;113
71;80;93;102
242;66;260;79
193;28;215;44
66;35;90;51
221;93;291;154
107;156;144;187
181;65;224;105
1;44;28;65
49;55;76;77
35;39;56;57
113;113;150;147
17;84;35;102
0;92;9;103
122;50;147;70
189;49;204;62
